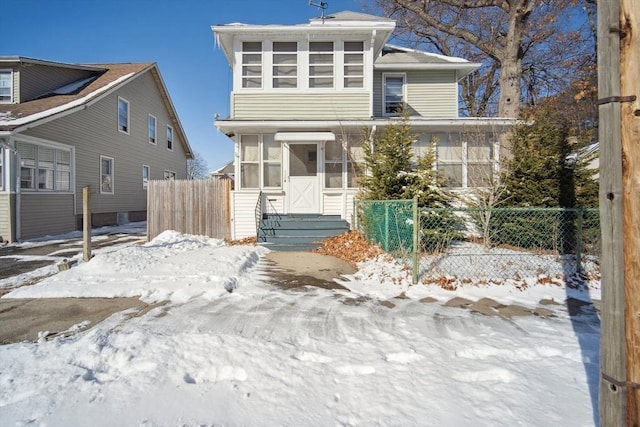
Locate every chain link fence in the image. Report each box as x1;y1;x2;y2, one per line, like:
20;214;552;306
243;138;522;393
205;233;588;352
354;199;600;285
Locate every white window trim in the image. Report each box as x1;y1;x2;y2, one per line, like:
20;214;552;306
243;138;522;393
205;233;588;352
434;136;498;189
100;155;115;195
0;147;4;191
142;165;150;189
308;41;335;90
148;114;157;145
382;73;407;117
117;97;130;134
241;41;263;89
15;138;75;193
166;125;174;151
0;69;13;104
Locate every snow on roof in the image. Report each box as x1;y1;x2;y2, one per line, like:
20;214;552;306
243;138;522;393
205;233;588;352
382;44;470;64
49;76;99;96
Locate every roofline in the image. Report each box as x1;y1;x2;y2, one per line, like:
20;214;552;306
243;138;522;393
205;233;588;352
375;62;481;72
0;56;106;72
212;22;395;33
214;118;520;133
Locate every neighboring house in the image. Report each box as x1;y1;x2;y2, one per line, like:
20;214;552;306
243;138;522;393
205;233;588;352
0;57;193;242
210;161;235;181
212;11;515;240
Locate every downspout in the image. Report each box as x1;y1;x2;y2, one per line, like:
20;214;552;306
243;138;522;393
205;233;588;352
0;138;20;241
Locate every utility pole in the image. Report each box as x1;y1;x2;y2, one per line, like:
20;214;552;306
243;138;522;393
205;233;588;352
598;0;640;425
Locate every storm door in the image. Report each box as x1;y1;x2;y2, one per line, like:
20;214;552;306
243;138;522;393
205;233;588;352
287;143;319;213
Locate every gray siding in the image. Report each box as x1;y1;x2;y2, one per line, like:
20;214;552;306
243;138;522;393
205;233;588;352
19;64;97;102
0;194;13;242
22;70;189;217
373;70;458;118
233;92;370;120
20;193;75;240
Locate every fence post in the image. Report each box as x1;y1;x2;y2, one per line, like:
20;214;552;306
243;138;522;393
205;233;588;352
384;203;390;251
576;208;584;273
412;196;419;284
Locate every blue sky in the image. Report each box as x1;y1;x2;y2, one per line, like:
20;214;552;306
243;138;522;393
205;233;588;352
4;0;368;172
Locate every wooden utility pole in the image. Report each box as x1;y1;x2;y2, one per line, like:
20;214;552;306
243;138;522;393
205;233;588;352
598;0;640;425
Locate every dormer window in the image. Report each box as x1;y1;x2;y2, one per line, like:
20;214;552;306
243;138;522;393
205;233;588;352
309;42;333;88
383;73;406;115
0;70;13;103
272;42;298;88
242;41;262;88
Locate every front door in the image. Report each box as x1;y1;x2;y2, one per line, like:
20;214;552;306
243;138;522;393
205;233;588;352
287;143;319;213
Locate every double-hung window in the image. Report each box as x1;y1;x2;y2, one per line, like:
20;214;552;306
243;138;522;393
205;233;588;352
272;42;297;88
240;135;259;189
142;165;150;189
166;125;173;151
324;139;342;189
309;42;333;88
17;142;71;192
344;42;364;88
148;115;157;144
100;156;114;194
0;70;12;103
263;135;282;188
118;97;129;133
384;74;406;115
242;42;262;88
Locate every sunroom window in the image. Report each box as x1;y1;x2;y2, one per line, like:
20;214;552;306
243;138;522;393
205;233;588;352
344;41;364;88
240;135;259;189
263;135;281;188
272;42;297;88
17;141;71;192
309;42;333;88
324;139;342;188
242;41;262;88
347;137;364;188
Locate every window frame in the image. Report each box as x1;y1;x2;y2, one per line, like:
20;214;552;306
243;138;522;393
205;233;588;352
383;73;407;116
434;134;497;189
239;134;260;189
142;165;150;189
308;41;334;89
100;155;114;195
148;114;157;144
242;41;263;89
16;140;73;193
0;147;4;190
343;41;365;90
262;134;282;189
0;69;13;103
163;170;176;180
272;41;298;89
166;125;174;151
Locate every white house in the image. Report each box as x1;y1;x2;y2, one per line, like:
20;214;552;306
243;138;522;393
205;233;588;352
212;11;515;241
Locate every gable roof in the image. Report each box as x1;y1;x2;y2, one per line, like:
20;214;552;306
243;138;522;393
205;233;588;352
375;44;480;79
0;59;192;158
312;10;395;23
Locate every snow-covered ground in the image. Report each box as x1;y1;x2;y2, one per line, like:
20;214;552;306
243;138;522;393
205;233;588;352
0;229;601;426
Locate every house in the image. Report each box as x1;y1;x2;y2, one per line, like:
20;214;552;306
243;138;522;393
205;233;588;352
0;57;193;242
212;11;515;241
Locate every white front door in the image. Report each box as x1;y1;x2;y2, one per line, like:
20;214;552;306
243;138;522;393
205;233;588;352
287;143;319;213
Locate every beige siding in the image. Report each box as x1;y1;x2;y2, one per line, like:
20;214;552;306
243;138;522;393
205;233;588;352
0;194;13;242
232;191;261;239
22;70;189;217
19;64;96;102
373;70;458;118
20;193;75;240
233;92;370;120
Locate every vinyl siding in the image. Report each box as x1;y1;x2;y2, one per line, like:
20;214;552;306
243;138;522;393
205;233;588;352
22;70;189;217
0;194;13;242
373;70;458;118
232;191;260;239
233;92;370;120
19;64;97;102
263;192;284;215
322;193;344;216
19;193;75;240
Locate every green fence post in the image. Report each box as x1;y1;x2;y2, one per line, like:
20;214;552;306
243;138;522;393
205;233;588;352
576;208;584;273
412;196;419;284
384;203;390;251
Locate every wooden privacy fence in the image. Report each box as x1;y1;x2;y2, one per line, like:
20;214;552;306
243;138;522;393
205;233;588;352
147;178;232;241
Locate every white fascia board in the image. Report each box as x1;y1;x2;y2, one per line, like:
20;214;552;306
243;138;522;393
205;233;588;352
375;62;481;78
275;132;335;141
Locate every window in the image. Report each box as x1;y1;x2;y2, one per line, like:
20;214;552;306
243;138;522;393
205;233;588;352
263;135;281;188
164;170;176;180
100;156;114;194
344;42;364;88
242;41;262;88
324;139;342;189
148;115;157;144
17;141;71;192
384;74;405;115
436;135;463;187
347;138;364;188
0;148;4;190
118;97;129;133
309;42;333;88
272;42;297;88
467;137;495;187
435;134;496;188
240;135;259;189
0;70;12;103
166;125;173;151
142;165;150;189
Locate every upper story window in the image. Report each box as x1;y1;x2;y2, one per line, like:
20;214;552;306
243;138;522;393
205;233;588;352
242;41;262;88
272;42;298;88
166;125;173;151
148;115;157;144
17;141;72;192
344;42;364;88
0;70;12;103
383;73;406;115
309;42;333;88
118;97;130;133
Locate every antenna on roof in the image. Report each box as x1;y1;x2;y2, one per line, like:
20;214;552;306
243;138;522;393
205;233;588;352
309;0;328;23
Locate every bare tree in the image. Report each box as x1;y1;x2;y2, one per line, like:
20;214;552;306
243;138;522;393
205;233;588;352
187;151;210;180
373;0;595;118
